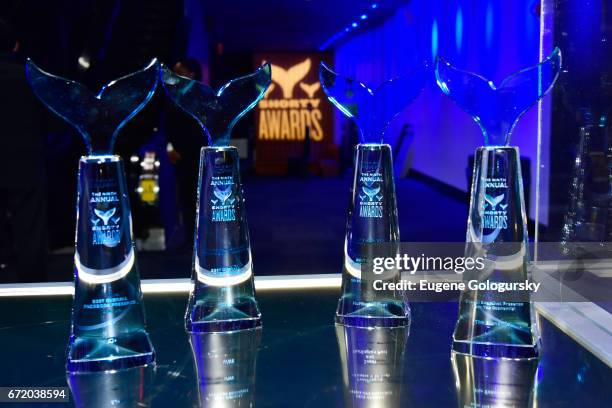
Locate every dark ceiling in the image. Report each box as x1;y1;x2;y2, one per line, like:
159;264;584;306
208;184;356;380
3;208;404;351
0;0;409;85
200;0;409;53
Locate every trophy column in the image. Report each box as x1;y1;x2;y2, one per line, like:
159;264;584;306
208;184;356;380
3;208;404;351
68;155;154;371
453;146;540;358
186;146;260;332
336;144;408;328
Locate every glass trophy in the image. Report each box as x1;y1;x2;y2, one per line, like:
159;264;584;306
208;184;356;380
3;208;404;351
160;64;271;332
189;328;261;407
561;117;611;246
26;59;159;371
336;324;407;407
451;351;539;407
320;62;428;327
435;48;562;358
68;364;155;407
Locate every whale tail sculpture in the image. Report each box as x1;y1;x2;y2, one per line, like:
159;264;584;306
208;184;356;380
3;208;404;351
160;63;271;147
435;49;562;359
435;47;561;146
320;62;428;328
27;59;158;371
26;59;158;155
319;62;428;144
161;64;271;332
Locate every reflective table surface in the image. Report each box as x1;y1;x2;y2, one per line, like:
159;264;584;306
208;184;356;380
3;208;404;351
1;288;610;407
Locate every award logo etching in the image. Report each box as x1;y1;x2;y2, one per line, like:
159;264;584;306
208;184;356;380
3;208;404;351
210;176;236;222
90;191;121;247
359;165;383;218
483;177;508;230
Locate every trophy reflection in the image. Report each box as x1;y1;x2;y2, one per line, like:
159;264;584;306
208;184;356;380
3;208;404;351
336;325;408;407
451;351;539;408
190;328;261;407
68;364;155;408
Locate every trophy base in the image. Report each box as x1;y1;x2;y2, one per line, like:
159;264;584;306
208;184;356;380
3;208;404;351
186;297;262;332
335;296;410;328
452;339;540;359
66;330;155;372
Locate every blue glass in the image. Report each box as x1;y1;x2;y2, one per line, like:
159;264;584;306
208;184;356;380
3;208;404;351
160;63;271;147
451;351;539;407
435;47;561;147
161;64;271;332
336;324;407;407
435;49;562;358
26;59;158;371
561;123;611;246
319;62;428;144
68;364;155;407
320;63;427;327
190;328;260;406
26;59;159;155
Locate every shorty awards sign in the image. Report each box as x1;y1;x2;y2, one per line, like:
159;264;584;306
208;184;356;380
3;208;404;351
254;53;332;175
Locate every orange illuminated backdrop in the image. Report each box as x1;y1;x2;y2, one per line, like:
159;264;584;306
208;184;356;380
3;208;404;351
254;53;333;175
